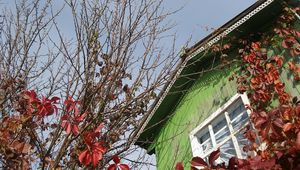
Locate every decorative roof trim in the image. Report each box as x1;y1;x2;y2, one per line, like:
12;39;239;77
132;0;274;148
187;0;274;61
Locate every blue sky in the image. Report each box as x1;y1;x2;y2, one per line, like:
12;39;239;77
1;0;256;53
1;0;256;45
164;0;256;47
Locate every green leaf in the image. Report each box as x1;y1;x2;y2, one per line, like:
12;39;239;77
267;50;274;57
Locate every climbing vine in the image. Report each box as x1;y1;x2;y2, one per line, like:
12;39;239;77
176;3;300;170
233;5;300;169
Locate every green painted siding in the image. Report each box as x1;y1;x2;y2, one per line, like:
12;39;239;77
281;65;300;99
153;62;300;170
154;66;238;170
149;4;300;169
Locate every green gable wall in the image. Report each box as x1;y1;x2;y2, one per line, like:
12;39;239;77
154;66;239;170
136;0;285;150
135;1;300;169
153;54;300;170
152;20;300;170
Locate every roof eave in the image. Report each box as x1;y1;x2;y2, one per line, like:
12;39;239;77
133;0;280;151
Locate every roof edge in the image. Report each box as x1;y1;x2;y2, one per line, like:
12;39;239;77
185;0;275;60
132;0;276;150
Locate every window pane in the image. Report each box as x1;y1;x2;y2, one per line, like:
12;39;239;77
197;131;213;154
231;111;249;131
214;126;230;144
198;131;210;143
229;103;246;120
236;130;251;157
190;95;254;162
219;139;236;164
229;103;249;131
212;115;230;144
213;116;227;132
201;139;213;154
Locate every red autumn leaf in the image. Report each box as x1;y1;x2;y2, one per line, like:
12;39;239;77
79;141;106;167
270;124;282;138
281;28;290;35
272;118;283;128
238;85;248;93
24;90;39;104
250;77;259;84
254;117;267;128
107;164;129;170
23;91;55;116
11;141;32;154
290;49;300;57
248;156;276;169
107;156;130;170
295;106;300;117
283;122;293;132
273;56;283;67
296;132;300;150
64;96;80;113
21;143;32;154
292;30;300;38
61;114;77;134
175;162;184;170
61;112;87;135
251;42;260;50
279;92;290;104
261;150;270;160
191;157;208;167
79;150;91;166
282;36;296;49
282;109;292;120
63;122;71;134
282;40;289;49
119;164;130;170
260;124;271;140
95;123;105;134
112;155;121;164
81;123;105;146
288;61;298;72
228;157;250;169
107;164;117;170
208;148;220;166
245;130;257;143
274;81;285;94
50;96;60;103
92;150;101;167
223;44;231;50
37;97;59;117
76;112;88;122
244;53;256;63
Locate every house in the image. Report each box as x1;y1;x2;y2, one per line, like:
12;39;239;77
133;0;300;169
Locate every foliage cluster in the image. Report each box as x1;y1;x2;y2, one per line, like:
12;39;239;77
176;4;300;170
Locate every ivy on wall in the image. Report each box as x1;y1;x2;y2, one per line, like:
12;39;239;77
176;3;300;170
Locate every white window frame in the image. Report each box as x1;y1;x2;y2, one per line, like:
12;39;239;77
189;93;251;160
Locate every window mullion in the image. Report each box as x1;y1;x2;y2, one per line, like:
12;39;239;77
208;125;217;147
224;111;242;158
241;93;262;145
